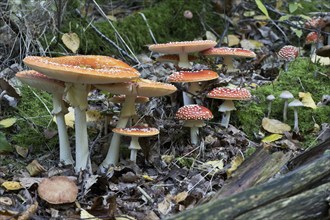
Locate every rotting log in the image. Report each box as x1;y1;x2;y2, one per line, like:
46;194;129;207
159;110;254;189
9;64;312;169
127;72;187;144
165;153;330;220
214;147;291;199
288;137;330;170
235;182;330;220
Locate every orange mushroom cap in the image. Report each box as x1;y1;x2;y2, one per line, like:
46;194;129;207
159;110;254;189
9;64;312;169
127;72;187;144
23;55;140;84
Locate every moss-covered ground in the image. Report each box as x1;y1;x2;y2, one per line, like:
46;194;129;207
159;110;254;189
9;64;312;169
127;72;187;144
236;58;330;147
60;0;223;57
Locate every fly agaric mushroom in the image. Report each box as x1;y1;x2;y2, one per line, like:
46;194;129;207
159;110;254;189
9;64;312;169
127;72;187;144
200;47;256;73
112;126;159;163
38;176;78;204
175;105;213;145
95;79;176;171
16;70;74;165
149;40;216;69
279;90;294;122
278;45;299;72
288;99;304;133
23;55;140;173
207;87;251;128
168;69;219;105
266;94;275;118
306;32;324;55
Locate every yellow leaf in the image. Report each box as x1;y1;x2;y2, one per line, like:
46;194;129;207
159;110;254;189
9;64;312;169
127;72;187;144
1;181;23;190
262;117;291;134
86;110;102;122
14;145;29;158
199;160;224;175
0;117;17;128
142;175;154;181
80;208;101;220
227;35;240;47
227;155;244;177
240;39;264;50
299;92;317;109
61;32;80;53
64;107;75;128
261;134;283;143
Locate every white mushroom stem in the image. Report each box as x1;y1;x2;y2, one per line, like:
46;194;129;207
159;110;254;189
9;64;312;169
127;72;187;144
190;127;199;145
129;136;141;162
183;92;194;105
221;111;231;128
293;107;299;133
218;100;236;128
52;93;73;165
178;53;192;69
223;56;235;72
267;101;272;118
65;83;91;173
283;100;289;122
184;120;205;146
99;95;136;171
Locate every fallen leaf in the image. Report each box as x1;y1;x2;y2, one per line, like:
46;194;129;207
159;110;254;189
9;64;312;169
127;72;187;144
205;31;217;42
14;145;29;158
299;92;317;109
261;134;283;143
80;208;101;220
157;195;173;215
0;197;13;205
61;32;80;53
262;117;291;134
240;39;264;50
1;181;23;190
0;117;16;128
26;160;46;176
173;191;188;204
226;35;240;47
227;155;244;177
142;175;154;181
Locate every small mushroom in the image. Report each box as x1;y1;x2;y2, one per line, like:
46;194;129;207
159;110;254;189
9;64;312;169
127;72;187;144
207;87;251;128
112;126;159;163
279;91;294;122
288;99;304;133
175;105;213;145
266;94;275;118
278;46;299;72
305;32;324;56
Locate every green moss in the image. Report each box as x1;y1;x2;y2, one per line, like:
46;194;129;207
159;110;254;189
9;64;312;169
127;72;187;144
59;0;223;56
12;86;58;152
237;58;330;147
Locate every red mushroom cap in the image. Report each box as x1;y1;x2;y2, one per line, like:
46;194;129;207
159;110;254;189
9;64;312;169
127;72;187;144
305;17;326;29
175;105;213;121
168;70;219;83
305;32;324;44
201;47;256;58
278;45;299;61
207;87;251;100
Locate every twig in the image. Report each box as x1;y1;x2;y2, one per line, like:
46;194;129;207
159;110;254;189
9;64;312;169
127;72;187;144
137;186;154;203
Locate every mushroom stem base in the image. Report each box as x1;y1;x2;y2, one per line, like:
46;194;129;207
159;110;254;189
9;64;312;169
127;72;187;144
190;126;199;146
129;137;141;162
221;111;231;128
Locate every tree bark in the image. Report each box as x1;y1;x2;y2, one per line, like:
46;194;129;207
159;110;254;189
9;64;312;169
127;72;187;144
214;147;291;199
165;153;330;220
